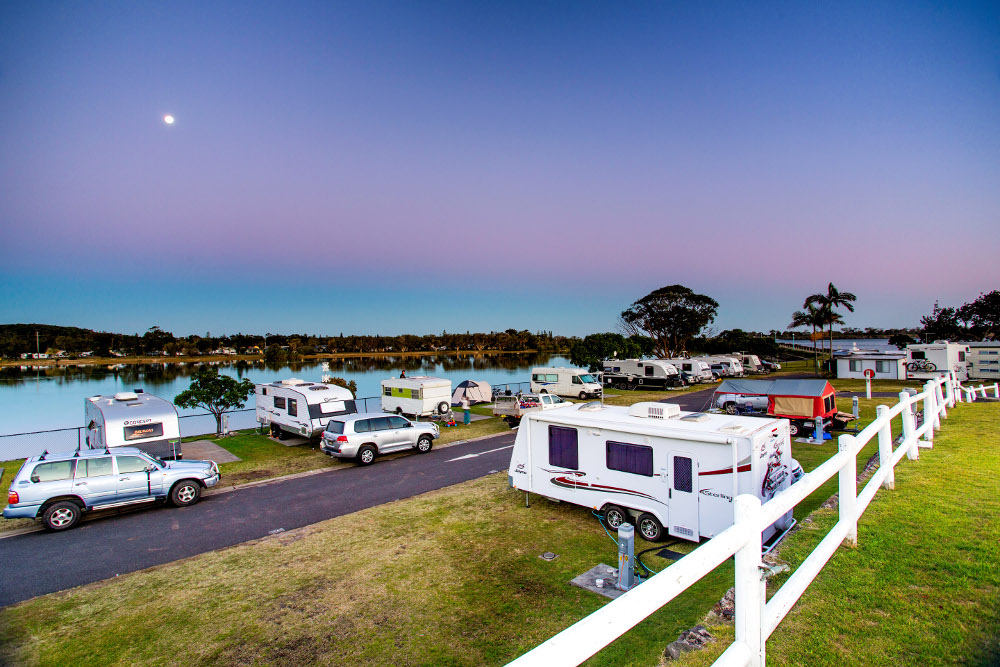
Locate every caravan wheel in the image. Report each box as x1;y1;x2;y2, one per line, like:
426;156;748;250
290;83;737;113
437;402;449;415
602;505;628;530
637;513;665;542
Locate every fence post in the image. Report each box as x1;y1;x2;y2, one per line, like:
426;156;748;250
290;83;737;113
734;495;765;667
838;434;858;547
934;380;947;421
944;372;955;408
876;406;894;490
994;383;1000;399
899;391;919;460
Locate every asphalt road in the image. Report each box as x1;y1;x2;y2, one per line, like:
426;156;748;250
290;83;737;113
0;431;517;607
0;386;722;607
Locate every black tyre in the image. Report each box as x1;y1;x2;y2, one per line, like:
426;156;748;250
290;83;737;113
416;435;432;453
925;362;937;372
579;392;587;400
170;480;202;507
42;501;81;531
395;407;404;415
789;422;801;436
437;402;449;415
724;402;737;414
637;512;665;542
357;445;377;466
602;504;629;530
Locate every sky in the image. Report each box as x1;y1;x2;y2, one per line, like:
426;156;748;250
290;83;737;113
1;1;998;337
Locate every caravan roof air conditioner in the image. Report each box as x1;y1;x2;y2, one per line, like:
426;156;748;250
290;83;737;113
627;402;681;419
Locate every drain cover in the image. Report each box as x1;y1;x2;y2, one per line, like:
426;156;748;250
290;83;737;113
540;552;559;561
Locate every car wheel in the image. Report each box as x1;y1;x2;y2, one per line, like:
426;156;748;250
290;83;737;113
170;480;202;507
416;435;432;453
539;389;548;394
602;504;629;530
579;392;587;400
43;501;81;531
357;445;376;466
437;402;449;415
724;402;737;414
789;422;800;436
637;512;665;542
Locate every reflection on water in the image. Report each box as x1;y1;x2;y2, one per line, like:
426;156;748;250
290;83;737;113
0;352;563;433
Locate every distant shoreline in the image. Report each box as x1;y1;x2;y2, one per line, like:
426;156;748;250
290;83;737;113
0;349;553;369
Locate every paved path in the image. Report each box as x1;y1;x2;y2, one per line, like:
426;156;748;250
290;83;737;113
0;432;516;607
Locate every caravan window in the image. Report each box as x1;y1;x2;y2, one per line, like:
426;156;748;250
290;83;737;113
548;426;578;470
958;351;966;362
383;387;392;396
824;396;834;412
645;366;654;376
287;399;298;416
274;396;286;409
410;388;421;399
606;441;653;477
673;457;693;493
911;351;925;360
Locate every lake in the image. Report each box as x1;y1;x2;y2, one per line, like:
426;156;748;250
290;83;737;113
776;338;897;352
0;352;569;435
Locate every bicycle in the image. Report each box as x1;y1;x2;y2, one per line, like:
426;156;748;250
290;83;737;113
906;359;937;372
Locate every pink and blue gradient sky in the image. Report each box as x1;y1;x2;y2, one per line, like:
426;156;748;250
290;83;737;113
1;2;997;336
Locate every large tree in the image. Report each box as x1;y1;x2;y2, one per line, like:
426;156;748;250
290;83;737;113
620;285;719;358
175;367;255;434
804;282;857;359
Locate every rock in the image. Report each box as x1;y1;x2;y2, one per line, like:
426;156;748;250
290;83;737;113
663;624;714;660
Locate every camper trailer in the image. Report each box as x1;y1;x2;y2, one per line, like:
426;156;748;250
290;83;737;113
692;356;744;377
712;378;856;435
601;359;685;389
661;358;714;383
967;341;1000;381
735;354;768;374
507;402;797;543
905;342;969;381
530;367;603;399
381;376;453;417
255;379;357;439
85;390;183;460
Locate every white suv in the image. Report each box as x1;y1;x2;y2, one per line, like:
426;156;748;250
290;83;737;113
320;413;439;465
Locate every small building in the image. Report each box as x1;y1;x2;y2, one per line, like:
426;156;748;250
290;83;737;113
966;341;1000;381
835;351;907;380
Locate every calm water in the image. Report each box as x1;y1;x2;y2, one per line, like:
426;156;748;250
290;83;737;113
776;338;896;352
0;353;569;435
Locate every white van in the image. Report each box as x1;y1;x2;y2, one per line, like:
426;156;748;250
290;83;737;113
381;376;453;417
85;390;183;460
530;367;602;399
905;341;969;381
661;358;714;383
507;402;798;542
255;379;357;439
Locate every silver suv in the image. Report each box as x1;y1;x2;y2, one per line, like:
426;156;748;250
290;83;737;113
320;412;439;465
3;447;221;531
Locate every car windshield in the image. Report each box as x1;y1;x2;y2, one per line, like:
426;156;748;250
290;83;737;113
579;374;596;384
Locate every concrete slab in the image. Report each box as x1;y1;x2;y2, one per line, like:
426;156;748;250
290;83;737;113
570;563;629;600
182;440;242;464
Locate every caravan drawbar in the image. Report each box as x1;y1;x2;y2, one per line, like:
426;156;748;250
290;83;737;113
507;402;797;543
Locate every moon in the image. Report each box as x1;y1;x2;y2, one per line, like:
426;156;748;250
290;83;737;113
163;115;175;125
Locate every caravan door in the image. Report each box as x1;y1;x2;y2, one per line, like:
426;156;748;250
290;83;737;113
668;451;699;540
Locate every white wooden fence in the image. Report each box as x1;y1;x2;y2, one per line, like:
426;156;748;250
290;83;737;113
508;373;968;667
958;381;999;402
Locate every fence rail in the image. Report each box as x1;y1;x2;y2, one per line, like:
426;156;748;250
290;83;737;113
509;372;963;667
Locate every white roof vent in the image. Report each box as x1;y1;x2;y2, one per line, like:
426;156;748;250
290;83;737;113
280;378;304;385
577;401;606;412
627;402;681;419
114;391;139;401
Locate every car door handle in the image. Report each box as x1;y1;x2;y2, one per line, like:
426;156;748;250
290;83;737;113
119;477;130;481
75;482;87;486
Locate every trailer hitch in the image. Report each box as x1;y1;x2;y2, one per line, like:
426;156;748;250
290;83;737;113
759;563;790;581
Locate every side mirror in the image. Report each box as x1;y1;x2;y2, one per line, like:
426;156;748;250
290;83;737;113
30;474;40;483
145;465;157;473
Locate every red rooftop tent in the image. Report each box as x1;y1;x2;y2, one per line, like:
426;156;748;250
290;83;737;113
715;379;848;424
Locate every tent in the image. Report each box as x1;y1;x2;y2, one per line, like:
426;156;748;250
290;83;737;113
715;379;838;420
452;380;493;406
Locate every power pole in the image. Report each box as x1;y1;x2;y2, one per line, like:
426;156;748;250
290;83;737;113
36;330;40;357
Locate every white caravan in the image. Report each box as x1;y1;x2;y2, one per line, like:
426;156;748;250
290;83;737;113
967;341;1000;381
905;341;969;381
661;358;714;383
85;390;183;460
695;356;744;377
736;354;768;374
381;376;453;417
530;367;603;399
601;359;684;389
507;402;797;543
255;378;357;439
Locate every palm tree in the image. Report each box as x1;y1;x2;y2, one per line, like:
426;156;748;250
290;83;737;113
804;283;857;359
788;304;826;374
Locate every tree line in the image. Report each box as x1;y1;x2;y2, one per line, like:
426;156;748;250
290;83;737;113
0;324;568;359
